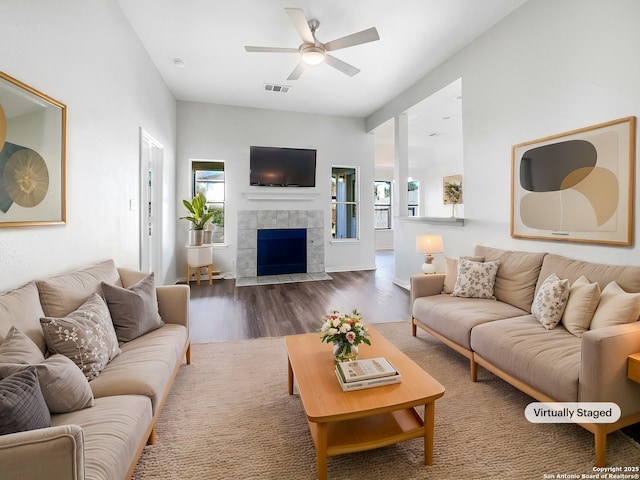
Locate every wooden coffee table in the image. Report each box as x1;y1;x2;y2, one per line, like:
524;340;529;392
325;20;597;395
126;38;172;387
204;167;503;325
285;325;445;480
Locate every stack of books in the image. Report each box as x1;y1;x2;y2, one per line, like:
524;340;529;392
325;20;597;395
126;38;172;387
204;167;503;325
335;357;401;391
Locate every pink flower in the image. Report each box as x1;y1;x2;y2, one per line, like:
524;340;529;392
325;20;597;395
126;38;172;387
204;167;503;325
345;331;356;344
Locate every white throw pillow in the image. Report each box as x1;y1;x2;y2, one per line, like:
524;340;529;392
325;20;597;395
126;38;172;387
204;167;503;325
451;258;500;300
561;276;601;337
590;281;640;330
532;273;569;330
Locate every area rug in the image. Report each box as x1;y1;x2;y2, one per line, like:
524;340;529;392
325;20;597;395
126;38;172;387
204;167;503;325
132;322;640;479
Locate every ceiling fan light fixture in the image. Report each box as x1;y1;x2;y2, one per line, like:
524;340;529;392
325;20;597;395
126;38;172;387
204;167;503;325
300;45;326;65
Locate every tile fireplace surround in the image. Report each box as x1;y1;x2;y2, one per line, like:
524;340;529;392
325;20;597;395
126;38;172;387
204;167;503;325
236;209;325;279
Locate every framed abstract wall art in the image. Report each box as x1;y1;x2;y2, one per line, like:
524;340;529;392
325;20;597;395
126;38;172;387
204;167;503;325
511;116;635;245
0;72;66;227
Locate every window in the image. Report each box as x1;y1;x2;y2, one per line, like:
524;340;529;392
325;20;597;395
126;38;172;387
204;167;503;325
192;160;225;243
408;180;419;216
331;167;358;239
374;180;391;229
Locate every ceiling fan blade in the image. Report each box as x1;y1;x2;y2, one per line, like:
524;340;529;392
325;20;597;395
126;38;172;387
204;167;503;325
287;61;307;81
324;27;380;51
285;8;314;44
325;55;360;77
244;46;299;53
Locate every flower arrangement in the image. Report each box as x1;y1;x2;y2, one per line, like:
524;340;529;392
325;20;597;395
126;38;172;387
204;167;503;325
320;309;371;363
443;181;462;205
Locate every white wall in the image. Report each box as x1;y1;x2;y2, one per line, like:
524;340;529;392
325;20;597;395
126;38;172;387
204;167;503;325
176;102;376;277
367;0;640;285
0;0;177;291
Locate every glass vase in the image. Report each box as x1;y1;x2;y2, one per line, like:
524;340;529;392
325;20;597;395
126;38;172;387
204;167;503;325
333;343;358;364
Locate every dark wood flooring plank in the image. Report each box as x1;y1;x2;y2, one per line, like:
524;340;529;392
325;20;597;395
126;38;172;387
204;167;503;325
187;251;409;343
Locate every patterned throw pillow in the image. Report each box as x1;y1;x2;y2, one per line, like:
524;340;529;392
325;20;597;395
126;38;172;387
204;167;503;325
532;273;570;330
101;272;164;342
451;258;501;300
442;256;485;294
0;367;51;435
40;293;121;380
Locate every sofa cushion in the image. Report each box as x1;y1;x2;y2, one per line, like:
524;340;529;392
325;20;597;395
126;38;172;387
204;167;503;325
443;256;484;294
590;281;640;330
0;367;51;434
413;294;527;350
538;253;640;295
0;354;94;413
531;274;569;330
88;323;187;413
37;260;121;318
0;326;45;364
101;273;164;342
470;316;581;401
0;282;47;353
40;293;121;380
561;276;601;337
474;245;547;312
51;395;152;480
451;258;500;300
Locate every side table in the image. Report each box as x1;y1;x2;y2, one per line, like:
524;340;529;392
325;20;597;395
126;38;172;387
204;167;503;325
628;353;640;383
186;244;214;286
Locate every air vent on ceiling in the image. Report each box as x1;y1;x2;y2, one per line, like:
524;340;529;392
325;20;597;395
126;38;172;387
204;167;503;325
264;83;291;93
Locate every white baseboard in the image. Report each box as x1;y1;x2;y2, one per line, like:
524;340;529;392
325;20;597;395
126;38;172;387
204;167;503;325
325;264;377;273
392;277;410;290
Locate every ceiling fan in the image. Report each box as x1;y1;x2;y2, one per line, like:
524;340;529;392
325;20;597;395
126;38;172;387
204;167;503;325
244;8;380;80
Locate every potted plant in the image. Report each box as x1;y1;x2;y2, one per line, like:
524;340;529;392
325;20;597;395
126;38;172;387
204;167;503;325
180;192;214;245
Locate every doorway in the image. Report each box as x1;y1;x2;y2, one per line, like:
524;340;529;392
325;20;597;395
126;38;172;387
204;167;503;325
139;129;163;276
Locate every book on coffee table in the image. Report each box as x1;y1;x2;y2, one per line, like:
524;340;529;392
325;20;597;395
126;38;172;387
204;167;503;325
335;367;402;391
336;357;399;383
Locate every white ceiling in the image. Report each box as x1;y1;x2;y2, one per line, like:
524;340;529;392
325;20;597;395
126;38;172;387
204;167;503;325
117;0;528;120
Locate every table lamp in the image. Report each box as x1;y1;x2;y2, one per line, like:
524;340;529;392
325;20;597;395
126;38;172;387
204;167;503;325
416;234;444;274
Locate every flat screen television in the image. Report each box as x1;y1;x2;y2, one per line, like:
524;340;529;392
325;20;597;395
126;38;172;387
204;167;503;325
250;146;316;187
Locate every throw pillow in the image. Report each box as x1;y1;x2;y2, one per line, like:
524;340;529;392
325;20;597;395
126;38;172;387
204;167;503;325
0;354;94;413
451;258;501;300
561;276;601;337
0;326;45;364
531;273;570;330
40;293;121;380
590;281;640;330
442;256;484;294
101;272;164;342
0;367;51;435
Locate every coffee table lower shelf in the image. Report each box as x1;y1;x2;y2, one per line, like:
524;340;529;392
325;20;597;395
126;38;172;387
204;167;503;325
308;407;426;457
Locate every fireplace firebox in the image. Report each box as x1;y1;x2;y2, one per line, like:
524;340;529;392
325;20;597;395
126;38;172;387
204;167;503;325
257;228;307;276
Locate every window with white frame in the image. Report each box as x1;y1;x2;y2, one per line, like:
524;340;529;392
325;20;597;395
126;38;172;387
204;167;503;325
374;180;391;229
408;180;419;216
331;166;358;239
192;160;225;243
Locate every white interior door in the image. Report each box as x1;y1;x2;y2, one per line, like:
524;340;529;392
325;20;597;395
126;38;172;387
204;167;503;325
139;129;163;276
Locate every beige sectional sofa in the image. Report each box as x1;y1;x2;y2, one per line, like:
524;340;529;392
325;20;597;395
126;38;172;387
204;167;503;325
0;260;190;479
411;245;640;467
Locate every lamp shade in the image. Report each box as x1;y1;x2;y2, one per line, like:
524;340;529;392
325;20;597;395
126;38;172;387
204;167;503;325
416;234;444;255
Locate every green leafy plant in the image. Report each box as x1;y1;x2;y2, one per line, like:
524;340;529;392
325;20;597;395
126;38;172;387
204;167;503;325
444;182;462;204
180;192;214;230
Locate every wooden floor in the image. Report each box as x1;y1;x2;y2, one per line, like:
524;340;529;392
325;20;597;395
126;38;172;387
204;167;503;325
187;251;410;343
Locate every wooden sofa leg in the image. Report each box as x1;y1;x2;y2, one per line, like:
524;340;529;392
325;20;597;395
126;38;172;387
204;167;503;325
186;343;191;365
147;426;156;445
594;427;606;467
411;318;417;337
470;358;478;382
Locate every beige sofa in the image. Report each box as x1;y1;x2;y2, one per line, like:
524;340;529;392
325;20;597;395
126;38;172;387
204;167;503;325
0;260;190;479
411;245;640;467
